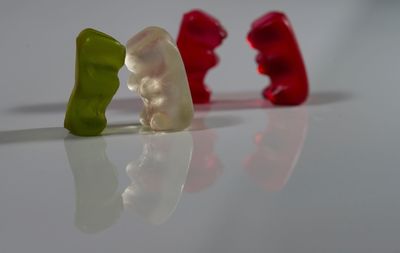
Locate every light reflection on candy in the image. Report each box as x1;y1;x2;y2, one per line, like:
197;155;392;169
125;26;194;131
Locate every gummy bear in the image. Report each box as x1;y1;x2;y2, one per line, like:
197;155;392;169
64;28;126;136
177;9;227;104
247;12;308;105
125;26;194;131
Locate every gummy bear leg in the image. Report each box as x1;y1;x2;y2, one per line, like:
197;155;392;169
150;112;174;131
263;85;306;106
263;85;283;105
190;87;212;104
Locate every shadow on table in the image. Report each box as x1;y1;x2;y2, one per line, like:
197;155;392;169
0;89;351;145
306;90;353;106
0;124;142;145
0;127;68;145
0;113;242;145
5;90;353;115
5;97;143;114
196;90;353;111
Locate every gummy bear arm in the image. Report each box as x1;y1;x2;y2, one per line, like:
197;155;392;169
127;74;141;92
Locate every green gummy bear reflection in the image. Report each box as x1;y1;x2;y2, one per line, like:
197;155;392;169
64;28;126;136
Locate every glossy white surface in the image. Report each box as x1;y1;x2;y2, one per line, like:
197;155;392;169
1;1;400;252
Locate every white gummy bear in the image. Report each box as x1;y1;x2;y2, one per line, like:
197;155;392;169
125;26;194;131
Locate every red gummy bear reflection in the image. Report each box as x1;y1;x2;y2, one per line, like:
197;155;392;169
184;116;223;193
247;12;308;105
244;108;308;192
177;9;227;104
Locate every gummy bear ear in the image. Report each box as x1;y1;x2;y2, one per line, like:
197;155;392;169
185;18;209;37
184;20;198;31
182;10;225;39
248;25;281;48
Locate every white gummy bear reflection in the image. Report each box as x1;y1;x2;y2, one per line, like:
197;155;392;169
122;132;193;224
125;26;194;131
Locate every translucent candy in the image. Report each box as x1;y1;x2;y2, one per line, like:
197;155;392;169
244;108;308;192
247;12;309;105
125;26;194;131
122;132;193;224
177;10;227;104
64;137;122;233
64;28;125;136
184;118;223;192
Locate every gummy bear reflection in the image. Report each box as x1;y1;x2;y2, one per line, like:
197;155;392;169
244;108;308;191
177;9;227;104
125;26;194;131
122;132;193;224
64;137;123;233
184;115;223;192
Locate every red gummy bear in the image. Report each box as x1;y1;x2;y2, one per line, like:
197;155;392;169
247;12;308;105
177;9;227;104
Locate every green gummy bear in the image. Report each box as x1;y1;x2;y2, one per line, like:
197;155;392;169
64;28;126;136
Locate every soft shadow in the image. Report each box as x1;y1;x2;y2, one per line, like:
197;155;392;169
190;115;243;131
195;90;272;112
307;91;353;106
5;90;352;115
108;115;244;133
103;122;142;135
0;123;142;145
195;90;353;111
0;115;236;145
0;127;68;145
6;97;143;114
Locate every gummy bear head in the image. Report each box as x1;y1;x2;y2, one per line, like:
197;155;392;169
125;26;173;77
78;28;126;70
179;9;227;49
247;12;289;51
76;28;125;95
